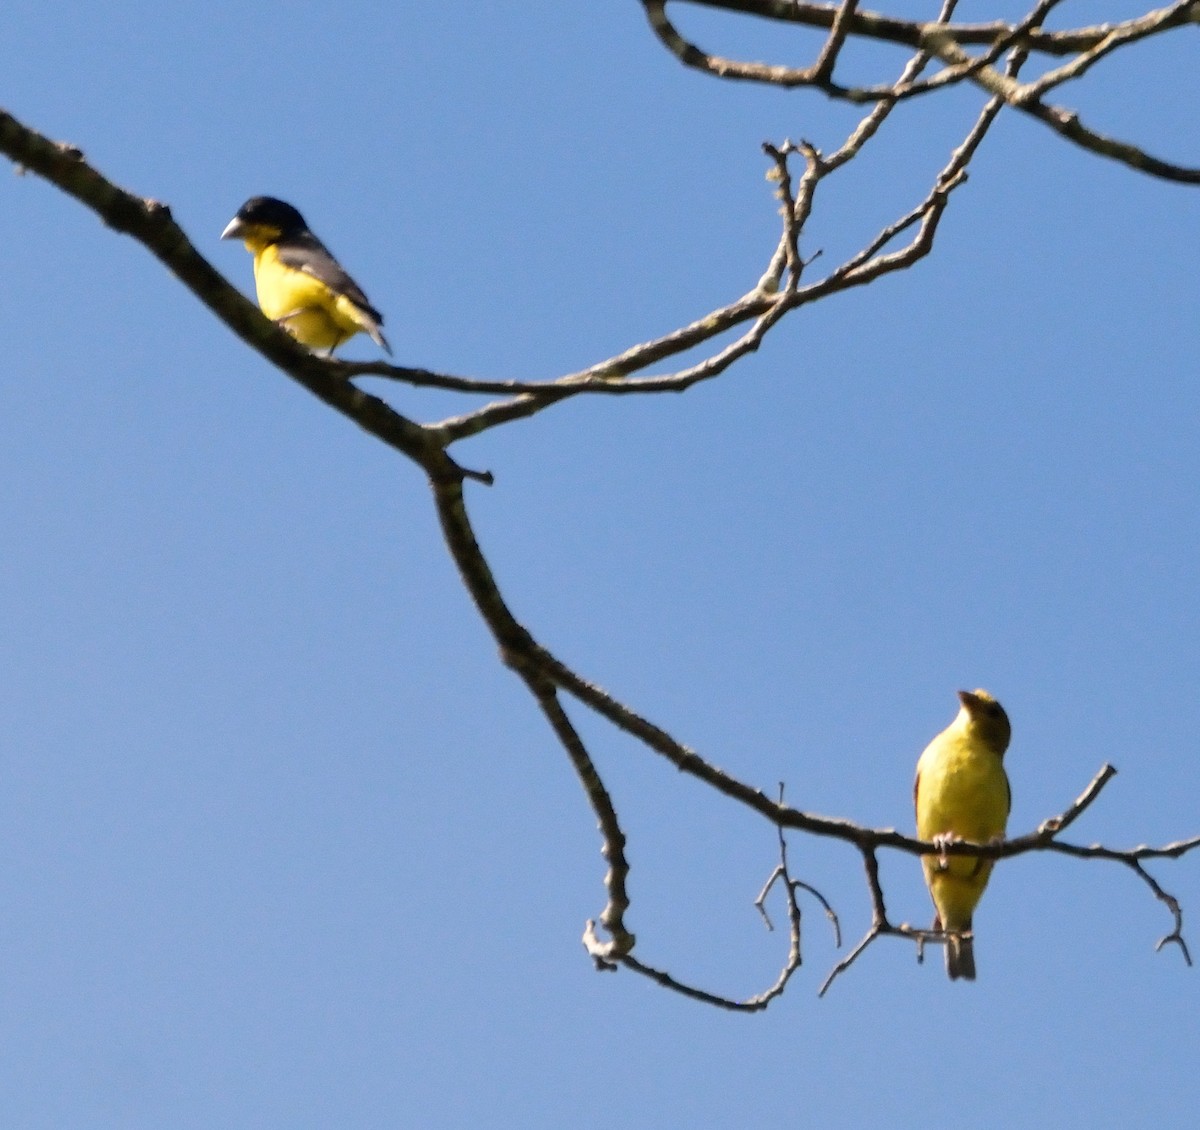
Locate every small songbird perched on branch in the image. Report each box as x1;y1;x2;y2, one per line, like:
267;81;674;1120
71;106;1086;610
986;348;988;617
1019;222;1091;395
221;196;391;357
914;689;1012;981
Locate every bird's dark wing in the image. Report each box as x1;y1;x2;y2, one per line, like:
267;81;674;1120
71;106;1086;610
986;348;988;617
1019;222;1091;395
275;231;384;323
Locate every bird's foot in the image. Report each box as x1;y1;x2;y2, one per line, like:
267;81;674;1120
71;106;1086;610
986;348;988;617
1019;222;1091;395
931;832;958;869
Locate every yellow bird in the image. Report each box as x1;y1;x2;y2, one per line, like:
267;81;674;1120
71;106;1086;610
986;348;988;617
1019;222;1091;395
914;689;1012;981
221;196;391;356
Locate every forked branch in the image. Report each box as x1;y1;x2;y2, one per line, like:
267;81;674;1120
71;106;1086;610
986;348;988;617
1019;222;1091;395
2;0;1196;1008
642;0;1200;183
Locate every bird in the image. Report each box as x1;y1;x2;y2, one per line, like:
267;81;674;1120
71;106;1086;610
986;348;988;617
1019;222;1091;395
914;688;1012;981
221;196;391;356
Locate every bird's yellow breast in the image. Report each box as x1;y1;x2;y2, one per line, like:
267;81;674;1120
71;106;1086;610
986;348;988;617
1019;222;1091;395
251;243;368;351
915;727;1010;930
915;731;1010;844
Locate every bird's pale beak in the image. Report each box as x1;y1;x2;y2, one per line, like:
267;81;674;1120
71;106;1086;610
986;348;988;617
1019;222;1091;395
956;689;979;709
220;216;248;241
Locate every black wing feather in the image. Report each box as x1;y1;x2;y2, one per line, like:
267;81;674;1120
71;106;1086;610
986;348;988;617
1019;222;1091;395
275;231;384;323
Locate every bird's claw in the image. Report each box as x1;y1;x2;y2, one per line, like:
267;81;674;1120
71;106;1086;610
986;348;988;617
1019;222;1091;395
931;832;956;868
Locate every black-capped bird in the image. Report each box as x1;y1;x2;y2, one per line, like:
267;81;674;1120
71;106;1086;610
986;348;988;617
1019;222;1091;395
914;689;1012;981
221;196;391;356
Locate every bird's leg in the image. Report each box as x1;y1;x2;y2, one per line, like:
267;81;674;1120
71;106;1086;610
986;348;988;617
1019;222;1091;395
272;308;315;346
968;833;1006;877
274;307;311;329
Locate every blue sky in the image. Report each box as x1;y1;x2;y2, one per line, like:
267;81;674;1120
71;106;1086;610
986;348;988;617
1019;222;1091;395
2;3;1198;1127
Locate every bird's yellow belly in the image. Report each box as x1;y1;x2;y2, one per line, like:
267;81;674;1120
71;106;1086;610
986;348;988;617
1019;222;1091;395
253;248;365;350
917;745;1009;929
919;754;1009;843
922;855;994;930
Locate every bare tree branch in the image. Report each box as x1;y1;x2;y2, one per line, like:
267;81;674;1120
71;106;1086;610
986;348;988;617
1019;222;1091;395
3;0;1197;1008
678;0;1126;56
430;455;1198;1005
642;0;1200;183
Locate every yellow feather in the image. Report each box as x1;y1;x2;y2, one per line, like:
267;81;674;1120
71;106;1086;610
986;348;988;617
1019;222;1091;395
252;244;375;354
914;689;1011;980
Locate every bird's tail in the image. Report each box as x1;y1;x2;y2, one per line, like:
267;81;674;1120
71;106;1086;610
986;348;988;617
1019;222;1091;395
367;324;392;355
945;930;976;981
